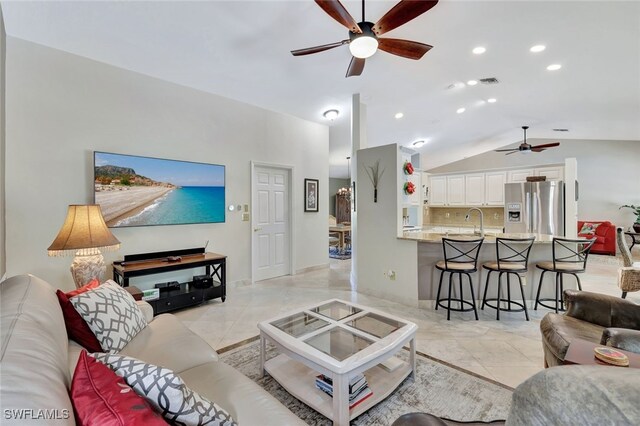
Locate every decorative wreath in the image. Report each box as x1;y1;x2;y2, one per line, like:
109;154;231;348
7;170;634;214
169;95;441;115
404;181;416;195
403;161;414;175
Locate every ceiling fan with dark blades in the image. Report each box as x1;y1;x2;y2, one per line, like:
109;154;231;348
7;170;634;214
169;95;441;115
496;126;561;155
291;0;439;77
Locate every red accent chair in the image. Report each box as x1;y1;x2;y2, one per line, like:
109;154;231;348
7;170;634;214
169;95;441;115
577;221;616;255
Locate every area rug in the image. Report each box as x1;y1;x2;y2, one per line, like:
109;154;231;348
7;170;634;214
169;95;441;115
329;247;351;260
219;338;512;425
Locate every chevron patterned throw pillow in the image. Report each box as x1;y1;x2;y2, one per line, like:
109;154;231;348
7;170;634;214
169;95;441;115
92;353;236;426
70;280;148;353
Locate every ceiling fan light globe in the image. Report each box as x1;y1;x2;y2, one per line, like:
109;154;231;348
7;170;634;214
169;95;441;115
521;149;532;155
349;36;378;59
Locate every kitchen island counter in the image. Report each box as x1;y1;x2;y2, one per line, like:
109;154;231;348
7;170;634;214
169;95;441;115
400;231;556;244
410;231;580;304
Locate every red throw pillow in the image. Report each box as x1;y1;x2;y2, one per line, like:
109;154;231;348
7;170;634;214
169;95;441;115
71;351;167;426
56;290;103;352
66;279;100;298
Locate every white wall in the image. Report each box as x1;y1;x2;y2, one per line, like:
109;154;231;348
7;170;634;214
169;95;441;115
4;38;329;290
427;138;640;227
0;6;6;279
355;143;418;306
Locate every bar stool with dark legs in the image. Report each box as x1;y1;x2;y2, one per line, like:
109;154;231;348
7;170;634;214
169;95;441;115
435;237;484;320
481;237;535;321
534;237;596;313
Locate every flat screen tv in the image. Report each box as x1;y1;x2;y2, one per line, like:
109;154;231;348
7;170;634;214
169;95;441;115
94;151;225;228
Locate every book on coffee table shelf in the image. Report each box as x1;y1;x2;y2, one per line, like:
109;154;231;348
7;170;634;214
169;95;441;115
315;374;373;409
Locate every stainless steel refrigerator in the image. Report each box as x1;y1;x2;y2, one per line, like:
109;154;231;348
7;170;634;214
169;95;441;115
504;181;564;236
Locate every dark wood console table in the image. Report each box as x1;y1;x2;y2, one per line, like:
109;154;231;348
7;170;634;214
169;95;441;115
112;248;226;315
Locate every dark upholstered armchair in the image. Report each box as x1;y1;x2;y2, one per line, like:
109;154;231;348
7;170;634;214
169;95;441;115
540;290;640;367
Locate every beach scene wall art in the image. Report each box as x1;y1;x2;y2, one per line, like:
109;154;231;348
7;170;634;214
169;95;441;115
94;152;225;227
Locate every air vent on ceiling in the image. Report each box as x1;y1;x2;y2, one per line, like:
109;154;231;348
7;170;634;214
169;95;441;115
446;82;465;90
553;128;569;132
479;77;499;85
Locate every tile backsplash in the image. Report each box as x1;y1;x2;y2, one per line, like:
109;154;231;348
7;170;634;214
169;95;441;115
424;207;504;228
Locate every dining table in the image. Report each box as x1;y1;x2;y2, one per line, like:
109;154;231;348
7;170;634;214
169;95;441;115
329;225;351;253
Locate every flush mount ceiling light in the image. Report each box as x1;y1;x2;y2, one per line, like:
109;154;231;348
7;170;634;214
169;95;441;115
323;109;339;120
547;64;562;71
530;44;546;53
467;80;478;86
487;98;497;103
456;107;466;114
412;140;426;148
472;46;486;55
395;112;404;119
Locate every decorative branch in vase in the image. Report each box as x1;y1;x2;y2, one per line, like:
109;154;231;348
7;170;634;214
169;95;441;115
364;160;385;203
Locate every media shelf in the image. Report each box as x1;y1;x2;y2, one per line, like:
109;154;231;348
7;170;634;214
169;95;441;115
149;282;224;315
112;248;226;315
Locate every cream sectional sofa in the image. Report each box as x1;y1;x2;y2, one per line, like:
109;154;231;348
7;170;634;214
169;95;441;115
0;274;304;425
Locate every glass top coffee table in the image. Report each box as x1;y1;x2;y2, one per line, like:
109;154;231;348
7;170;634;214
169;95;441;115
258;299;417;426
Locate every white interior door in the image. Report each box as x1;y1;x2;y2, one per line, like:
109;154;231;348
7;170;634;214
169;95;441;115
252;166;290;282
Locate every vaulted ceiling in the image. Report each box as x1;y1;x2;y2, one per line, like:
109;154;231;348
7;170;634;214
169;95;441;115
3;1;639;177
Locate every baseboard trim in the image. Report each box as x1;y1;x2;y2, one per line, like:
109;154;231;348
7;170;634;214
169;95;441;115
357;288;420;308
295;263;329;275
227;279;252;289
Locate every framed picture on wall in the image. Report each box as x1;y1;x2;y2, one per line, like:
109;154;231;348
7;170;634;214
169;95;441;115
304;178;319;212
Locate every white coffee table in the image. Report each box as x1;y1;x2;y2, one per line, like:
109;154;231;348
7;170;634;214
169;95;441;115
258;299;417;426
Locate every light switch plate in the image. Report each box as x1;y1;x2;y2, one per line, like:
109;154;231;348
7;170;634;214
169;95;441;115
242;212;250;221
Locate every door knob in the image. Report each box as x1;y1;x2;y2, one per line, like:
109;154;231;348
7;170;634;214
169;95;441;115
254;227;262;232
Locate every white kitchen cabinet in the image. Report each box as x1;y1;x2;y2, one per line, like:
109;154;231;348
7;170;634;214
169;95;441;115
429;176;447;206
465;173;485;206
485;171;507;206
534;166;564;181
508;169;534;183
446;176;465;205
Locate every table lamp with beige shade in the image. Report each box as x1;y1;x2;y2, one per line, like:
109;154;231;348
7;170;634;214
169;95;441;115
47;204;120;288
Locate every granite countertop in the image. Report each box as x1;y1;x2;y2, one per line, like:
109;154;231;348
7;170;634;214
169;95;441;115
399;231;556;243
423;223;504;230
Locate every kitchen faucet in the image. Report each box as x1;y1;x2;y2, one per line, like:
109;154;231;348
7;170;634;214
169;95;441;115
465;208;484;238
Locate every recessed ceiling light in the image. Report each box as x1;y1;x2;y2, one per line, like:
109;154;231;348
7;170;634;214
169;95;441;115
456;108;466;114
487;98;497;103
530;45;546;53
472;46;486;55
412;140;426;148
395;112;404;119
553;128;569;132
546;64;562;71
467;80;478;86
323;109;339;120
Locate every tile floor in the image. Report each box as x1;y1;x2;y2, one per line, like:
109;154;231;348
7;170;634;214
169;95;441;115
175;254;639;389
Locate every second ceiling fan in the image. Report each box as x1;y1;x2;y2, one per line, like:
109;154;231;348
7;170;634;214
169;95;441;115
496;126;561;155
291;0;439;77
